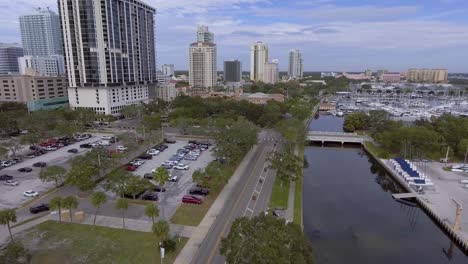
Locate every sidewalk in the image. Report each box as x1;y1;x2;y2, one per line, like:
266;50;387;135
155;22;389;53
173;145;259;264
1;214;53;246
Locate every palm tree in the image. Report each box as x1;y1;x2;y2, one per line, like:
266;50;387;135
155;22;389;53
91;192;107;225
0;209;17;241
152;220;170;246
152;167;168;187
145;204;159;224
49;196;63;222
62;196;79;223
116;198;128;229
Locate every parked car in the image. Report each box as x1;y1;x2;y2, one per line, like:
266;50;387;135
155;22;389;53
138;154;153;160
169;175;178;182
23;190;39;197
144;173;154;180
189;187;210;196
29;203;49;214
33;162;47;168
130;159;145;166
174;164;189;170
3;180;19;186
182;195;202;204
18;167;32;173
152;185;166;192
98;140;111;146
188;140;198;144
125;164;138;171
164;138;176;144
141;192;159;201
44;146;58;151
109;137;119;143
116;145;127;151
146;149;160;156
80;143;92;148
162;164;173;169
0;160;13;167
67;148;79;153
0;174;14;181
101;135;112;140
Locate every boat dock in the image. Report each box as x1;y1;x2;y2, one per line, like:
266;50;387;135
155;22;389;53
392;193;418;199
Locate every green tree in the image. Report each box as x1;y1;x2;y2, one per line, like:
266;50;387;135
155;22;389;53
0;146;7;159
49;196;64;222
145;204;159;223
0;241;31;264
1;138;22;158
124;177;152;199
343;111;369;132
121;104;139;119
268;150;302;183
116;198;129;228
62;196;79;223
152;220;170;246
91;192;107;225
39;165;67;188
66;156;97;191
220;215;313;264
104;169;132;197
192;169;209;188
0;209;17;241
153;167;169;187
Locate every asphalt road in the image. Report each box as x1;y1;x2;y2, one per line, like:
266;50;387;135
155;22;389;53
192;131;281;264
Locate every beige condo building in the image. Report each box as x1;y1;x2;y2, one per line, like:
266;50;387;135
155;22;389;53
407;69;448;83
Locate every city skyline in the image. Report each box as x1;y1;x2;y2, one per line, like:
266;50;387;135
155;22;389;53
1;0;468;72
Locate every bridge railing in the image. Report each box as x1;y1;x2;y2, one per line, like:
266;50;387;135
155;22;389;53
308;131;358;136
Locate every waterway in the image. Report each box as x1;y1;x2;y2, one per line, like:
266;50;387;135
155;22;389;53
303;114;467;264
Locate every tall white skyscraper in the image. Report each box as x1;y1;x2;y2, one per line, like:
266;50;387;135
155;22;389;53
250;41;268;82
162;64;175;77
263;61;279;84
189;42;217;94
19;8;65;76
189;25;217;94
58;0;156;115
197;25;214;43
288;49;303;79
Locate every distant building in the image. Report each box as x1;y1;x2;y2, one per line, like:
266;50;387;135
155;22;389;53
0;74;68;111
238;92;284;104
263;61;279;84
156;70;172;84
189;42;217;94
381;73;401;83
407;69;448;83
321;72;336;78
162;64;174;77
157;81;178;102
341;72;370;80
377;69;388;77
18;55;65;76
288;49;303;79
250;41;268;81
197;25;214;43
0;43;24;74
58;0;156;116
224;60;242;82
365;69;373;77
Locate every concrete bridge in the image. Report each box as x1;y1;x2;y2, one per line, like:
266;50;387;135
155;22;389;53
307;131;370;145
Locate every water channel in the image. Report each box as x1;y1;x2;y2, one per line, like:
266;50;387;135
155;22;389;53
303;114;467;264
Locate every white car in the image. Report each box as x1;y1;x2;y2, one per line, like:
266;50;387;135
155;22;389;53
44;146;58;151
147;149;160;156
116;145;127;151
98;140;111;146
1;161;13;167
174;164;189;170
169;175;178;182
23;190;39;197
90;142;100;147
101;135;113;140
130;159;145;166
3;180;19;186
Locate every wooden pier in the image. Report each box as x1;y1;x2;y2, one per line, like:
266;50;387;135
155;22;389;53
392;193;418;199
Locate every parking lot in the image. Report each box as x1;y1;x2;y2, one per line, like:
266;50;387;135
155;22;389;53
0;133;115;209
97;140;215;220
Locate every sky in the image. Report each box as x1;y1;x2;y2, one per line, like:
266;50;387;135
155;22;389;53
1;0;468;72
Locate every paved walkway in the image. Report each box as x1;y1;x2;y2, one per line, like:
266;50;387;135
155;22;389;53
284;181;296;222
173;145;259;264
1;214;53;246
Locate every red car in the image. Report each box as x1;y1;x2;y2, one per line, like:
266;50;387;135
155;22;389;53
182;195;202;205
125;164;137;171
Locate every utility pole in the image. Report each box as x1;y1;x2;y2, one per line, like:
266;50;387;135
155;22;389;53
444;146;450;167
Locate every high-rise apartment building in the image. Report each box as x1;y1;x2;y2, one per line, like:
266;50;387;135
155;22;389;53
162;64;175;77
224;60;242;82
0;43;24;74
18;55;65;76
58;0;156;115
263;61;279;84
197;25;214;43
189;42;217;93
407;69;448;83
250;41;268;82
20;8;63;56
288;49;303;79
189;25;216;94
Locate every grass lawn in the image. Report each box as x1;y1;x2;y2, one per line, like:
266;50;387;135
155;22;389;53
269;177;290;209
19;221;187;264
